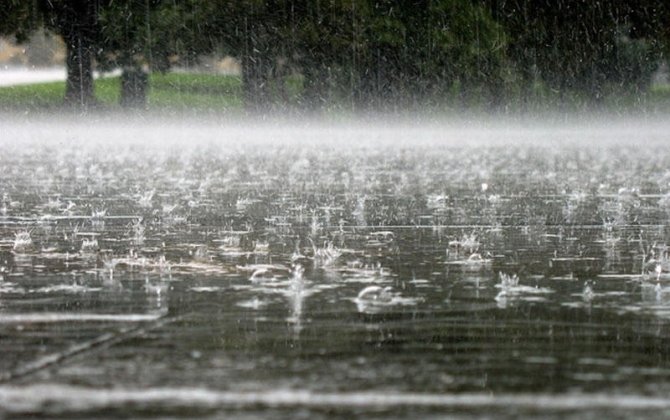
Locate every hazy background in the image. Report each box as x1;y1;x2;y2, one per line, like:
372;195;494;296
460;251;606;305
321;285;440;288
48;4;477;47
1;1;669;117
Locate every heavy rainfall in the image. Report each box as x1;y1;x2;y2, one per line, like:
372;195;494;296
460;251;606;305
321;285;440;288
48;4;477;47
2;1;670;418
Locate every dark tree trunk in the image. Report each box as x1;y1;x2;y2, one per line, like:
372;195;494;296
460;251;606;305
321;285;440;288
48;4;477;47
55;0;100;109
63;28;95;108
120;67;149;109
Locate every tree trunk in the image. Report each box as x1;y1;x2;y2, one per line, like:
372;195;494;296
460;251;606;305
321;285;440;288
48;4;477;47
120;67;149;109
56;0;100;110
63;28;95;108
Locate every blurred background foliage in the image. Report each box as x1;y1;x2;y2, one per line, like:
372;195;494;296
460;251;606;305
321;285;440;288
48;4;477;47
0;0;668;113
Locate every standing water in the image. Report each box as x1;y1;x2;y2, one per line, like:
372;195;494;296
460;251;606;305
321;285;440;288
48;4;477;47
1;118;670;418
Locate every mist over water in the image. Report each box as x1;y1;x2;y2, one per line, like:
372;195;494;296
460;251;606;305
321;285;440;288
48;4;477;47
2;115;670;417
3;113;670;148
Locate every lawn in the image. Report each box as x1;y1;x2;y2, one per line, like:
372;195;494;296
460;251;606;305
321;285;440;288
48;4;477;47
0;72;245;113
1;70;670;116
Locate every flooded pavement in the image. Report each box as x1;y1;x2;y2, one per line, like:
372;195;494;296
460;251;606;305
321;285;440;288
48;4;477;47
2;119;670;418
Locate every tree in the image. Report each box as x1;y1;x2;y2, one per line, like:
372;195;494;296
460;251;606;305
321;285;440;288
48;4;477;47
487;0;667;106
2;1;104;109
97;0;160;108
97;0;216;108
290;0;507;111
291;0;366;112
0;1;41;42
37;0;110;108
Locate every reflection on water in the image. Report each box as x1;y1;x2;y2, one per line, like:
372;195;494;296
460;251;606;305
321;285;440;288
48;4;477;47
2;123;670;417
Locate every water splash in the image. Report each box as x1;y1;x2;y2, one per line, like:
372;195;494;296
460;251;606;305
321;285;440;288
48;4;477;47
12;231;33;253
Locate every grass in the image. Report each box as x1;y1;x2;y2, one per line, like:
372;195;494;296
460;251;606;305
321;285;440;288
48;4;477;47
1;71;670;116
0;72;246;114
149;73;243;111
0;80;67;111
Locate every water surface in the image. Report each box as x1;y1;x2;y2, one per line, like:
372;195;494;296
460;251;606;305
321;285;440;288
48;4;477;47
1;119;670;418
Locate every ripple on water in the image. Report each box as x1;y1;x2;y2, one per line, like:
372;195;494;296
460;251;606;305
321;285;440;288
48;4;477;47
0;311;166;323
1;385;670;414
